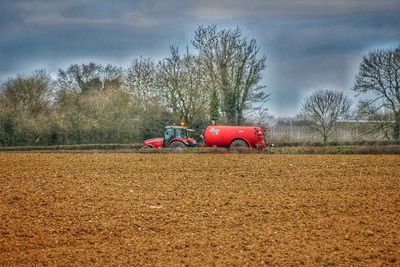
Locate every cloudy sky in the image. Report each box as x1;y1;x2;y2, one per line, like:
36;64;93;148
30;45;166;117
0;0;399;116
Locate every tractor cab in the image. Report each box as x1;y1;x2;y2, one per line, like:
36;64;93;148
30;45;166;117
163;126;196;148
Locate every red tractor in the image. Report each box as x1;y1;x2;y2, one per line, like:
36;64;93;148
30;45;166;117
143;125;266;149
143;126;197;149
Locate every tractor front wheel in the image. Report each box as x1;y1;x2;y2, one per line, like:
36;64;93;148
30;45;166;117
141;146;153;152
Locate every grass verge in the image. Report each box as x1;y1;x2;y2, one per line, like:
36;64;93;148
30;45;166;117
0;143;399;154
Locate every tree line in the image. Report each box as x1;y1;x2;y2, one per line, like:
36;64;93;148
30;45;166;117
0;25;268;146
0;23;399;146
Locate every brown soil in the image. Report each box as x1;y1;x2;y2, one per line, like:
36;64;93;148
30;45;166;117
0;153;399;266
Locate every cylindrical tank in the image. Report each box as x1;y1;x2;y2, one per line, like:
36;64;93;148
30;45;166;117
204;125;266;148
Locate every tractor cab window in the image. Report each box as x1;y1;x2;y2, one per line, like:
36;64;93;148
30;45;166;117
174;128;187;139
164;128;174;143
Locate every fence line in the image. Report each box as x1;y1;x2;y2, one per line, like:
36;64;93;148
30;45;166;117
266;124;385;143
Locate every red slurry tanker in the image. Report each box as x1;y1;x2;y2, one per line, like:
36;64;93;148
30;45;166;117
143;125;266;149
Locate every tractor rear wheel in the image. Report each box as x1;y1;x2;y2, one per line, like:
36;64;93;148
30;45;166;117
169;141;186;150
230;139;248;148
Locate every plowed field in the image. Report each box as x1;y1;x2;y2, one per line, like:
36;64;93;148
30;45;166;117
0;153;399;266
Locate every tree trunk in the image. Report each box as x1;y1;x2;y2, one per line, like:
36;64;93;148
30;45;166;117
236;110;243;126
393;112;400;140
323;135;328;145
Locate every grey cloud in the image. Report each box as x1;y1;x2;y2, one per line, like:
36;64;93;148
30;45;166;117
9;0;189;28
0;0;399;116
189;0;400;20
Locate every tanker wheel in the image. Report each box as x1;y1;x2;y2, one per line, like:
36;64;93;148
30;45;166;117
229;139;248;153
230;139;248;148
169;141;186;150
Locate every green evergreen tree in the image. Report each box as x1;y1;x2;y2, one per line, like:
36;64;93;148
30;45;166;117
210;89;220;122
1;115;15;145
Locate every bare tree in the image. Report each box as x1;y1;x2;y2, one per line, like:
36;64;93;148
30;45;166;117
244;104;270;126
0;70;54;145
1;69;53;116
124;57;159;111
192;25;268;125
157;45;208;126
54;82;139;144
300;90;351;144
124;57;172;139
57;63;123;94
356;101;394;140
353;46;400;140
